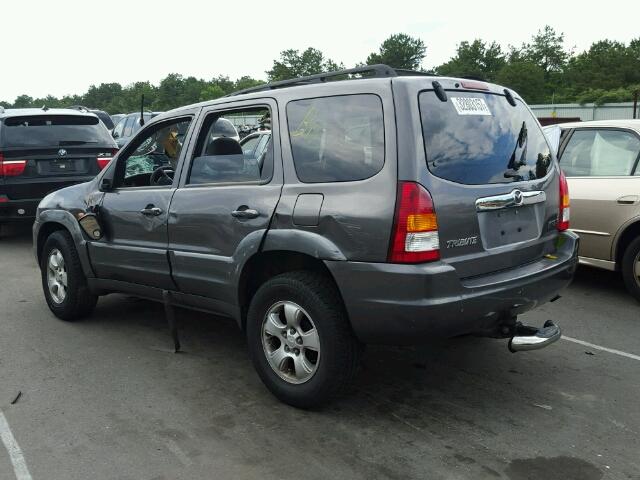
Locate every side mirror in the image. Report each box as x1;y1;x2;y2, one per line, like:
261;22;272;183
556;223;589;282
99;177;113;192
112;131;119;139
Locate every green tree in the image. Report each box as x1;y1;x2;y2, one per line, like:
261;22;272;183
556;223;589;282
233;76;265;92
495;61;546;103
365;33;426;70
564;40;640;92
518;25;569;80
12;95;34;108
199;84;225;102
436;40;505;81
267;48;343;81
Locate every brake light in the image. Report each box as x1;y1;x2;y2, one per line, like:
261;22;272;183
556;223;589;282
460;80;489;91
558;170;570;231
388;182;440;263
0;153;27;177
96;148;118;170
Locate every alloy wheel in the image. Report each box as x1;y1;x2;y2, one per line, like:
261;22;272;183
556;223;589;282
261;301;320;384
47;249;68;304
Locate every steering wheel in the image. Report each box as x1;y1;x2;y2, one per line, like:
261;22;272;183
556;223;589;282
150;165;175;186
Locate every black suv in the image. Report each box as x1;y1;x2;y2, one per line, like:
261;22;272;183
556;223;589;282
33;66;578;407
0;108;117;231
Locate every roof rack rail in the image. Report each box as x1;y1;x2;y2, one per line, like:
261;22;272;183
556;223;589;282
226;64;401;97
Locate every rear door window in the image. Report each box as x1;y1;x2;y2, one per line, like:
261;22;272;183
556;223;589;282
560;129;640;177
287;94;385;183
1;114;114;147
419;92;552;184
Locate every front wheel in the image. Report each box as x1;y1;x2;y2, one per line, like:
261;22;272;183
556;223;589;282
621;236;640;302
246;271;360;408
41;230;98;320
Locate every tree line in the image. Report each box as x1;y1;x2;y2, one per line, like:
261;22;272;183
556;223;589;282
2;27;639;114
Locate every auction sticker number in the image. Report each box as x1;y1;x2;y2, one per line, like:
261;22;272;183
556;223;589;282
451;97;492;116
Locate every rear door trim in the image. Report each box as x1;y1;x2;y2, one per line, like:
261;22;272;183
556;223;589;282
475;190;546;212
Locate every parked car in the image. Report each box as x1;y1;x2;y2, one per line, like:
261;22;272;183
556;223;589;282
111;111;162;148
0;107;117;232
239;129;271;158
110;114;126;129
69;106;115;131
544;120;640;300
33;65;578;407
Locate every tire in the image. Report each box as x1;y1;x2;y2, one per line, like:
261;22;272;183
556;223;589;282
621;236;640;302
40;230;97;320
246;271;360;408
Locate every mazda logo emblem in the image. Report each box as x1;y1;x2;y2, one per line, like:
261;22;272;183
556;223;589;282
513;189;524;206
58;149;67;157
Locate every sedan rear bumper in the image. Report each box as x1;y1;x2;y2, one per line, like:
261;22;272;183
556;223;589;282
326;232;579;344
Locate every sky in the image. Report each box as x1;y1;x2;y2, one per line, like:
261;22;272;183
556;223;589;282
2;0;638;102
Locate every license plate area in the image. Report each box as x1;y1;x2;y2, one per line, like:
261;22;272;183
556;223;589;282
478;205;541;249
37;158;87;175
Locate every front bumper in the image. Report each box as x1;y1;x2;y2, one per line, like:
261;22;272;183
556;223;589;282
326;231;579;344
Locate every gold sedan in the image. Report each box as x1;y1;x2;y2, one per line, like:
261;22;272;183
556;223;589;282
545;120;640;300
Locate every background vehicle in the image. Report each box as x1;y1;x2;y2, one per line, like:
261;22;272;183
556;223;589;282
33;66;578;408
239;129;270;158
546;120;640;300
111;111;162;148
0;107;117;231
69;106;115;131
110;113;126;129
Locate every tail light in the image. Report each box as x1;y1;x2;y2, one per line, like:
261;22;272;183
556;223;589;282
557;170;570;231
388;182;440;263
97;148;118;170
0;153;27;177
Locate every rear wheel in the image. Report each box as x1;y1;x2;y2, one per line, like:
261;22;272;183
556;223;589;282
621;236;640;302
246;271;360;408
41;230;97;320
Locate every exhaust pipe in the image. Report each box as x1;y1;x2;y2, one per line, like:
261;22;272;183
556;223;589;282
508;320;561;353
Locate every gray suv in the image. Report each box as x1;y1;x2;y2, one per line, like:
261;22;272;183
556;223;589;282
33;65;579;408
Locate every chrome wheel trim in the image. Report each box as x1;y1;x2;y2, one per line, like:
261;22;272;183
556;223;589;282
261;301;320;385
47;249;68;304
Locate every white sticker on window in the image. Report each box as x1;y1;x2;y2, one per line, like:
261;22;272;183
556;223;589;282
451;97;492;116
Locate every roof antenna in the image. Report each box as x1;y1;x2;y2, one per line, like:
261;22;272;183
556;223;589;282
139;94;145;127
42;105;49;111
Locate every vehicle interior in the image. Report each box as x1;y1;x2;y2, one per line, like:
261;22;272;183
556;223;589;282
115;108;272;188
188;108;272;185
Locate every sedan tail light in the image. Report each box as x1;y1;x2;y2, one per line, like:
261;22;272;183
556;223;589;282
0;153;27;177
388;182;440;263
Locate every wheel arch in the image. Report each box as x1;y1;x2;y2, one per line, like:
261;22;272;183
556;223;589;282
35;210;94;278
613;217;640;266
237;249;345;331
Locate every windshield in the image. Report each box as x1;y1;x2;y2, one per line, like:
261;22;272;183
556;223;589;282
419;91;552;184
2;114;114;147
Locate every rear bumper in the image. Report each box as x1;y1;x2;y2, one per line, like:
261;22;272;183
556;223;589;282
1;177;94;222
0;198;40;221
326;231;579;344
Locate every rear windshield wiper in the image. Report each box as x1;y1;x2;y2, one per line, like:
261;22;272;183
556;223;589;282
58;140;99;146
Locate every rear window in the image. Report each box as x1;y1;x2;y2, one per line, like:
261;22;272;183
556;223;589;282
419;91;552;184
2;114;114;148
287;94;384;183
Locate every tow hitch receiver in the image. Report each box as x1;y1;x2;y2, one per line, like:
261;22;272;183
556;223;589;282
508;320;561;353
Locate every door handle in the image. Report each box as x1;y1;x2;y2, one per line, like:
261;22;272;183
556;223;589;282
140;206;163;216
617;195;639;205
231;207;259;219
